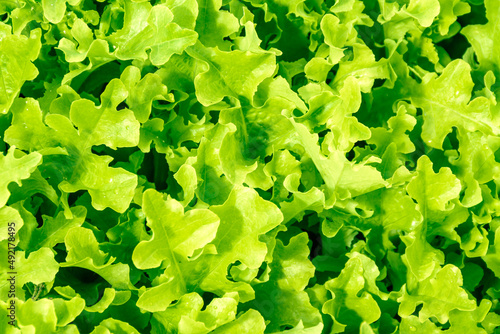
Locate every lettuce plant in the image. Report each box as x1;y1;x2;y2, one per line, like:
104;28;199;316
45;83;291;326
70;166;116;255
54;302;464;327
1;0;500;333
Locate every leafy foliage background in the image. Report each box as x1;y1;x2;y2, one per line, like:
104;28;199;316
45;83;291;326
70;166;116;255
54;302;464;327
1;0;500;333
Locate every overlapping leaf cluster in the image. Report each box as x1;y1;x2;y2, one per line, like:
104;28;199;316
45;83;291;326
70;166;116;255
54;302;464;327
1;0;500;333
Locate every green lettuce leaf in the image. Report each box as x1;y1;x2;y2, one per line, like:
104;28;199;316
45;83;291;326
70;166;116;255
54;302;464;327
0;147;42;208
0;24;41;114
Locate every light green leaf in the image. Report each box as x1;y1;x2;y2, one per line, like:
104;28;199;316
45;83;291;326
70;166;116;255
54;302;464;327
0;300;21;333
150;292;205;332
17;298;58;333
166;0;199;30
42;0;70;23
481;311;500;333
180;185;283;302
359;188;421;258
151;291;241;332
133;189;219;311
90;318;140;334
6;166;59;206
9;0;44;35
69;79;139;149
4;98;54;152
0;24;41;114
254;76;307;112
0;205;23;244
323;252;382;328
174;164;198;206
451;130;500;207
291;119;387;205
0;147;42;208
407;155;461;213
462;0;500;77
330;44;391;93
107;1;198;65
368;103;417;156
62;227;135;290
301;76;370;151
24;206;86;252
320;14;349;64
132;188;219;269
401;225;445;283
398;264;476;324
137;278;186;313
246;233;323;332
437;0;470;35
57;18;95;63
406;0;441;27
0;247;58;301
443;299;490;334
191;128;235;205
280;187;325;225
210;309;266;334
5;94;139;213
483;226;500;277
412;60;498;149
120;66;170;123
399;315;441;333
85;288;116;313
195;0;239;49
189;44;276;106
53;296;86;327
